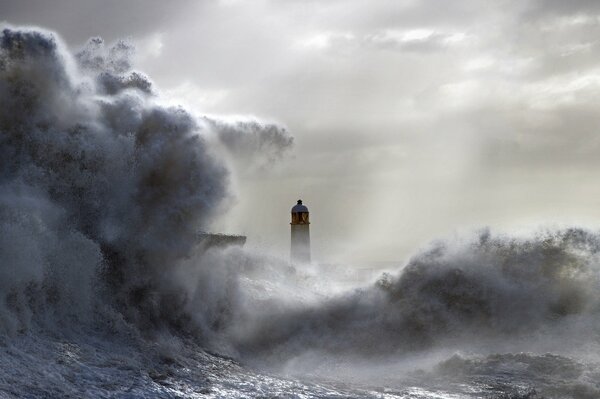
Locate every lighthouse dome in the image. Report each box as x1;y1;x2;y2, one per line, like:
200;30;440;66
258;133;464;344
291;199;308;213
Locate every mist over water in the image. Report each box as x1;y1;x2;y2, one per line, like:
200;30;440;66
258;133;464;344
1;25;600;398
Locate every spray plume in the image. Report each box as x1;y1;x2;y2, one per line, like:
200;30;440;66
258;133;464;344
0;26;296;338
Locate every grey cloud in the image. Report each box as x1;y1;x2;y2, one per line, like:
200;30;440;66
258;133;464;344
526;0;600;18
477;104;600;169
0;0;196;45
269;0;492;33
500;12;600;81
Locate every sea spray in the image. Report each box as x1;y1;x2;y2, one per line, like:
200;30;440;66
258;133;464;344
231;228;600;365
0;26;292;338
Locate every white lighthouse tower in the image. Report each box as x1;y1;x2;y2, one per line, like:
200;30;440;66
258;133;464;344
290;199;311;264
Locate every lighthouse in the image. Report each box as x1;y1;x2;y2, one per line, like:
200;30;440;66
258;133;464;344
290;199;311;264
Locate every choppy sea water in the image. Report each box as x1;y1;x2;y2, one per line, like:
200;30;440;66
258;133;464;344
1;327;598;398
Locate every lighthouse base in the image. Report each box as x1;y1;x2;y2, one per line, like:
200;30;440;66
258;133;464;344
291;224;311;264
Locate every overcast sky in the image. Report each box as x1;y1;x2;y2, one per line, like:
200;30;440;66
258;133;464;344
3;0;600;263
